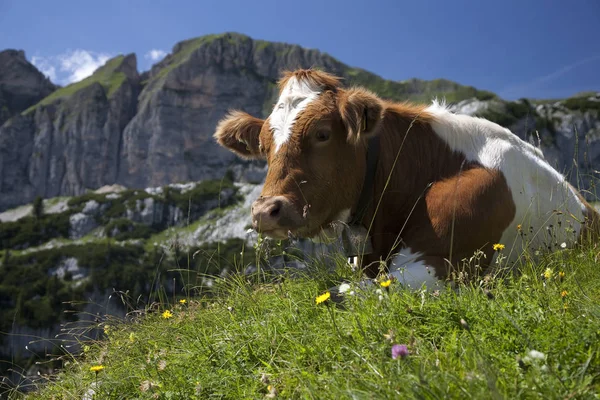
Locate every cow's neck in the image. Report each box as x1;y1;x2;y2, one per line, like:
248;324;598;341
360;107;469;268
375;109;455;216
349;135;380;226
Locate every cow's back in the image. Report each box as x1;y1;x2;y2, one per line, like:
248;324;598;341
425;101;587;264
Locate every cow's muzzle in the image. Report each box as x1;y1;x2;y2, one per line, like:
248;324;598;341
251;196;301;236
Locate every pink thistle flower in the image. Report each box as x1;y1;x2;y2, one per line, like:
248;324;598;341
392;344;409;360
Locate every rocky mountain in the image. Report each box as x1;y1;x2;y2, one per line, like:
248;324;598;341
0;49;56;126
1;32;500;212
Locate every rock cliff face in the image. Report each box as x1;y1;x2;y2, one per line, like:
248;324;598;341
0;49;56;126
1;32;599;212
0;54;141;210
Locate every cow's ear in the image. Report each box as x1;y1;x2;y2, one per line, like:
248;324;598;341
214;110;265;159
338;88;384;145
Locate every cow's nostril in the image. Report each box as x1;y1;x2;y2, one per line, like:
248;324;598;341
269;201;281;218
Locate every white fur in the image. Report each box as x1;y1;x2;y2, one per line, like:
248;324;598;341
389;248;443;289
268;77;321;153
425;100;586;263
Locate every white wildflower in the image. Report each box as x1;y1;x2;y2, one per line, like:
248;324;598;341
528;350;546;360
338;283;351;294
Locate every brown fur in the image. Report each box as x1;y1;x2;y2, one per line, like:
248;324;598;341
278;69;342;95
214;69;519;280
355;104;516;278
337;87;385;144
213;110;264;159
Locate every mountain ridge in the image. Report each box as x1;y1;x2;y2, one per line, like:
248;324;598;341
0;32;599;213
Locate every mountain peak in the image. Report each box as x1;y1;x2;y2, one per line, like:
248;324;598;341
0;49;56;125
22;53;140;113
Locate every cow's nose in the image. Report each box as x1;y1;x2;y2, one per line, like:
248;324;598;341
251;196;289;232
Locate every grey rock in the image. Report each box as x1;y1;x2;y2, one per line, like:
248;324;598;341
0;203;32;222
193;183;262;245
48;257;86;281
82;199;100;214
0;49;56;126
69;212;98;239
44;198;69;214
126;197;165;226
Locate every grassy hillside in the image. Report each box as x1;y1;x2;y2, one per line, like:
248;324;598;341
8;242;600;399
346;68;495;104
0;178;248;383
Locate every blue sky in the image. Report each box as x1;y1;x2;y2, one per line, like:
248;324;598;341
1;0;598;100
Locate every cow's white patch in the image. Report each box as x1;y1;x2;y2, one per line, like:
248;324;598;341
425;100;586;264
268;77;321;152
389;248;443;289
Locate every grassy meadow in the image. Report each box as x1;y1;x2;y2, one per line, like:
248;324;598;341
4;237;599;399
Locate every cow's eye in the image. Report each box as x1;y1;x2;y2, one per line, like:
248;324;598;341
315;131;330;142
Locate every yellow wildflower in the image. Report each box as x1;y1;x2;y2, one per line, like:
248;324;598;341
492;243;505;251
179;299;187;305
561;290;568;298
517;224;522;232
380;279;392;288
543;268;553;280
558;271;565;279
162;310;173;319
90;365;104;373
315;292;331;305
103;324;111;335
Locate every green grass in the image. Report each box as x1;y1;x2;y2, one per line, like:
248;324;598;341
0;212;72;250
23;55;128;114
12;243;600;399
345;68;496;104
563;97;600;113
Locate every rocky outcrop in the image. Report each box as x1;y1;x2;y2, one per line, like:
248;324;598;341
0;50;56;125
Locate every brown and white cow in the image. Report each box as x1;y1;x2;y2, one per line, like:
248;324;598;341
214;69;599;289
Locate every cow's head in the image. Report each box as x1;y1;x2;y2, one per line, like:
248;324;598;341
214;69;385;240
